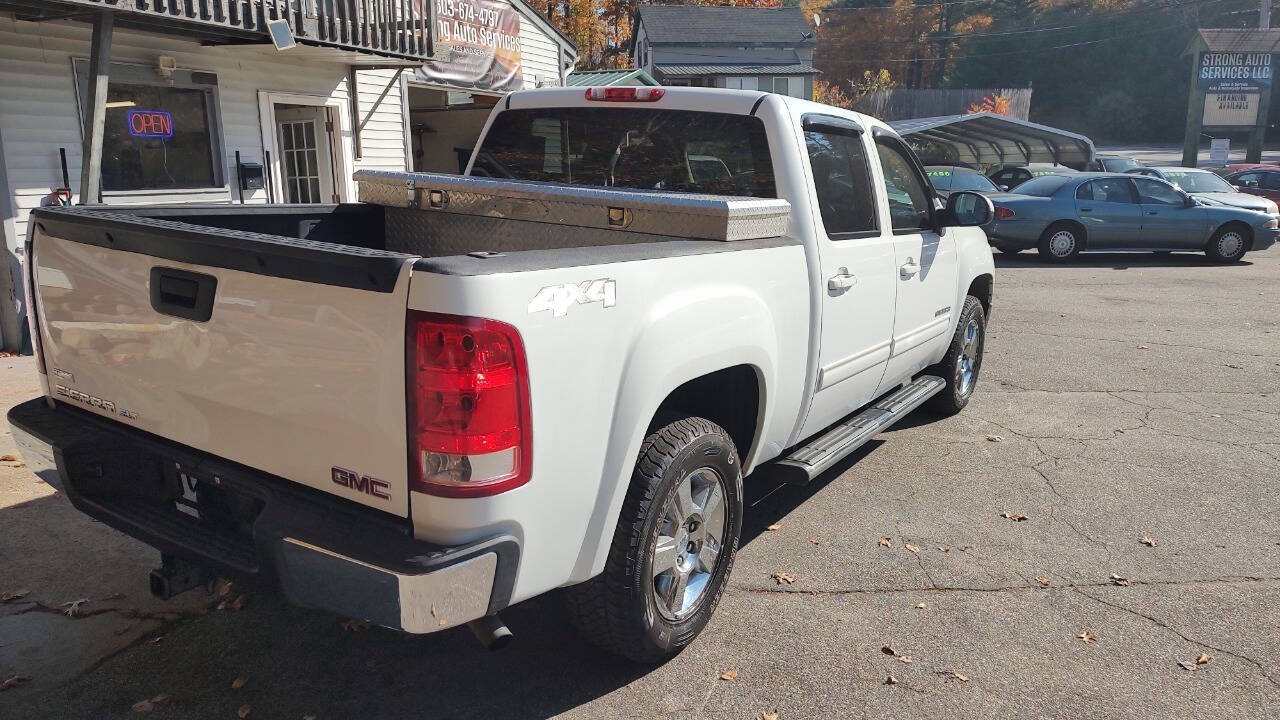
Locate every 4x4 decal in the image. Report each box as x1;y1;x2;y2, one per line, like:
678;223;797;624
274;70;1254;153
528;279;616;317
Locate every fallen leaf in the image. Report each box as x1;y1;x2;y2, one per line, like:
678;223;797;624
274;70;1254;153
231;676;247;690
905;543;920;554
1109;573;1131;587
985;435;1003;442
341;619;371;632
878;536;892;548
999;511;1028;522
1225;363;1244;370
0;453;16;461
765;523;782;531
1211;413;1222;418
953;672;970;682
61;598;90;616
149;636;165;645
914;602;927;609
1140;536;1158;547
881;644;897;656
1136;345;1149;350
238;704;252;719
131;700;154;713
0;589;30;603
937;545;950;553
810;538;820;545
1035;577;1051;587
213;578;234;598
898;655;913;664
1077;630;1095;645
1;675;30;692
438;618;446;627
1196;653;1212;665
230;594;245;611
1178;660;1198;671
719;669;738;681
430;602;436;617
770;571;795;585
885;674;899;685
761;714;779;720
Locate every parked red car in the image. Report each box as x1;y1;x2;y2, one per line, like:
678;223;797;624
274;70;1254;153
1223;165;1280;204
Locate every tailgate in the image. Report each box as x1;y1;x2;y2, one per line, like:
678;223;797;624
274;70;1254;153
28;209;416;517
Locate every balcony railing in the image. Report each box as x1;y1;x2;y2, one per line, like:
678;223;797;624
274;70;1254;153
12;0;434;62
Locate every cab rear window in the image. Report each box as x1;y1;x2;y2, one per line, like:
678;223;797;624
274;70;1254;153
472;108;776;198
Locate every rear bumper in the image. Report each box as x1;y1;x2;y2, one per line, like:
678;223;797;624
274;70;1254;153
7;398;518;634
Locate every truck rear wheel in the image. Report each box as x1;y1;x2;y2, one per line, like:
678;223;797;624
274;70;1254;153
565;416;743;663
926;295;986;416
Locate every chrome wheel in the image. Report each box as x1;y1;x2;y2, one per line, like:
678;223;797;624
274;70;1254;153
651;467;727;622
954;317;981;398
1048;229;1077;257
1217;231;1244;259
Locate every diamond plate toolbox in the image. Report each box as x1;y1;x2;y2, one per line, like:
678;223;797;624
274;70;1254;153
354;170;791;242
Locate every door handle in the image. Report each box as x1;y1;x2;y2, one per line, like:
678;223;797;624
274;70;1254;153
1080;207;1093;212
899;258;919;280
1145;210;1158;215
827;268;857;294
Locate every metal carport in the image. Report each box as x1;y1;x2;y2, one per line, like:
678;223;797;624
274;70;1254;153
889;112;1096;170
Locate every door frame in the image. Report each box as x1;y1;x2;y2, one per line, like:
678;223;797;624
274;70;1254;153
257;91;355;203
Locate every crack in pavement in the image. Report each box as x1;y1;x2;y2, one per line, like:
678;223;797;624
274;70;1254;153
1000;329;1280;360
1070;588;1280;689
734;575;1280;597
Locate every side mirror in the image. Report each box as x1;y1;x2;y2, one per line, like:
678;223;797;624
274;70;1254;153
1183;194;1196;208
998;184;1010;192
1231;184;1241;190
939;190;994;228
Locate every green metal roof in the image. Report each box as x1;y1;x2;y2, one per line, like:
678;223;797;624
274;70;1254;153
565;68;660;87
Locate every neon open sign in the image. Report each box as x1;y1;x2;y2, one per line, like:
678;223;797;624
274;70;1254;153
127;109;173;139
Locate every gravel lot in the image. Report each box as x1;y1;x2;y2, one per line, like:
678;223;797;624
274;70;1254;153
3;248;1279;719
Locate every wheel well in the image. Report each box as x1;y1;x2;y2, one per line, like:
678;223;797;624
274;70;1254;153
1217;221;1253;249
653;365;761;462
1044;220;1087;248
967;273;993;317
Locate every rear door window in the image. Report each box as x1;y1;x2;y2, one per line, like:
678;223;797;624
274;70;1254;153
473;108;776;197
805;129;878;237
1079;178;1135;203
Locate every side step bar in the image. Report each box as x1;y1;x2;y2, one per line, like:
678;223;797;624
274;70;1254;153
770;375;945;486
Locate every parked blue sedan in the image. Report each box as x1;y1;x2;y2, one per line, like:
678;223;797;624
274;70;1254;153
984;173;1280;262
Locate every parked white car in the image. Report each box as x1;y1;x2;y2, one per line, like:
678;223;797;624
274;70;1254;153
11;87;995;662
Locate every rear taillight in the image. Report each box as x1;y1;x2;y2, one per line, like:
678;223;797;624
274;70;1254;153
407;311;531;498
993;206;1015;220
584;86;665;102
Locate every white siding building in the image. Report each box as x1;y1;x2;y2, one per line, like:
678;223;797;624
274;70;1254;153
0;0;576;351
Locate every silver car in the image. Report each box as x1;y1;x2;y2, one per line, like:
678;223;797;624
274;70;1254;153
1126;166;1280;215
983;173;1280;263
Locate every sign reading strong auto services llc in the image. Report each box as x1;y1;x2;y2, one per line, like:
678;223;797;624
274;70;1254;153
1197;52;1273;92
417;0;523;93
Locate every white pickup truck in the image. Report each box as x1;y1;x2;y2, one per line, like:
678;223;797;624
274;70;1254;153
11;87;995;662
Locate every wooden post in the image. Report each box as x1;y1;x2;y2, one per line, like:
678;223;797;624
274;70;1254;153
1182;46;1206;168
1248;81;1273;163
79;11;113;205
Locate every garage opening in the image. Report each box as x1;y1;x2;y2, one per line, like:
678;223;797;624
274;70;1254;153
406;84;500;174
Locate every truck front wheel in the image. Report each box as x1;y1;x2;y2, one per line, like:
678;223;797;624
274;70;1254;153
926;295;986;416
565;416;743;663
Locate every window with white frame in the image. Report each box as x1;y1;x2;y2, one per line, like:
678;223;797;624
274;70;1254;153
772;76;805;99
724;76;758;91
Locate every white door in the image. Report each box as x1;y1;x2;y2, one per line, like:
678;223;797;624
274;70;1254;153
795;119;898;439
275;106;336;204
873;134;959;391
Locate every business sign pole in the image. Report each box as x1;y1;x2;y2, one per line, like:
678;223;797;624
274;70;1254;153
1183;45;1274;166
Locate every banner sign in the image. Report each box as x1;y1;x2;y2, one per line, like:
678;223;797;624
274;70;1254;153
1197;52;1273;92
127;109;174;139
417;0;523;94
1203;92;1261;127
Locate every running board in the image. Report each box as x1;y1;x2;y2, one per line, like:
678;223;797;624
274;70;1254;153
770;375;946;486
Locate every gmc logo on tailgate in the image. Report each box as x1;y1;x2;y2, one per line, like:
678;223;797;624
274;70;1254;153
331;467;391;500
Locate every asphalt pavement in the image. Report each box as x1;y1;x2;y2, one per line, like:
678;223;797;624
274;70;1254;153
2;248;1279;719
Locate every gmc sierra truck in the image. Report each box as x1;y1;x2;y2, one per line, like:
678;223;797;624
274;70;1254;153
10;86;995;662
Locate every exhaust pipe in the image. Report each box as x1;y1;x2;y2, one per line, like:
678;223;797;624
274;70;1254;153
467;615;513;651
149;554;206;600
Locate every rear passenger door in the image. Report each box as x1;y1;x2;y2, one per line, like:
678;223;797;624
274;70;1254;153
1075;178;1142;248
874;132;959;393
797;116;899;438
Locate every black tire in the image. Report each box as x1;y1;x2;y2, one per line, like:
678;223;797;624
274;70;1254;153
1205;223;1250;263
1037;222;1083;262
926;295;986;416
565;416;744;663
